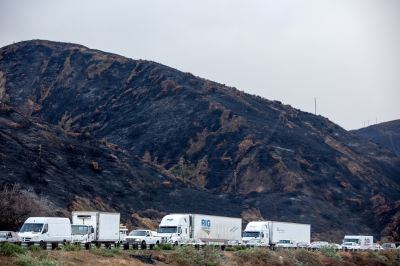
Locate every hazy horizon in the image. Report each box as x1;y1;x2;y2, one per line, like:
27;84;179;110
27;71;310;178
1;0;399;130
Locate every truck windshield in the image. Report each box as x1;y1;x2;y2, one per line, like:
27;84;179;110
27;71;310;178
71;225;89;235
129;231;146;236
159;226;177;234
20;223;44;233
243;231;260;238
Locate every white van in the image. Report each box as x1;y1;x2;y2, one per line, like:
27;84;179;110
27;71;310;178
18;217;72;244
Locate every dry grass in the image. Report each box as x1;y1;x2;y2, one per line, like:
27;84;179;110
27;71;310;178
1;246;400;266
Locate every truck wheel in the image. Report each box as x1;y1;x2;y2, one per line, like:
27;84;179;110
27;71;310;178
156;241;159;246
174;241;178;246
141;241;146;249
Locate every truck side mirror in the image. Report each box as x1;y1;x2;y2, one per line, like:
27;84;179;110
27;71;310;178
42;224;48;234
91;227;94;234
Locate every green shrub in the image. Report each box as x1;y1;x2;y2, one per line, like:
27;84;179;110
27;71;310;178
223;246;235;251
154;243;175;250
170;245;223;266
235;247;274;260
294;249;323;266
61;243;80;251
368;251;388;262
28;245;43;252
0;242;25;256
89;247;120;257
233;245;247;251
17;253;60;266
320;246;342;261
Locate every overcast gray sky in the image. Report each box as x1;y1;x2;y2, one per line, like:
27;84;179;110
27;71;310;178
1;0;399;129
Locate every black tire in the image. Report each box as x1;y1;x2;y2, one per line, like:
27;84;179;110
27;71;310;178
141;241;146;249
174;241;178;246
156;241;159;246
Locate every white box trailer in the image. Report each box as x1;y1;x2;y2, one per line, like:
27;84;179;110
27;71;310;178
158;213;242;245
72;211;120;244
242;221;311;246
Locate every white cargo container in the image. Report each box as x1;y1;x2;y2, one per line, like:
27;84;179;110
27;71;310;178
71;211;120;244
342;235;373;249
18;217;72;244
158;213;242;245
242;221;310;246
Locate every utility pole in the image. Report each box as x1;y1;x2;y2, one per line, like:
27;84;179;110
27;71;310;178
38;144;43;179
314;97;317;115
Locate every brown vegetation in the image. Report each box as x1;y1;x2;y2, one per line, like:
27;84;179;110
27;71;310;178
0;184;58;231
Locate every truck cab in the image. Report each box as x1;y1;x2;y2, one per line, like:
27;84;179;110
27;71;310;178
242;221;269;246
158;214;190;245
71;224;94;243
119;224;128;242
342;235;373;249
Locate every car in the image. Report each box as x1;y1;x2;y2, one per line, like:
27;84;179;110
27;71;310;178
296;242;309;248
309;241;330;249
381;243;396;249
275;240;296;248
342;242;361;250
367;243;383;250
0;231;21;243
124;229;161;248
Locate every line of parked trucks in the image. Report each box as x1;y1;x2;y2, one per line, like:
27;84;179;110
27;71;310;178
1;211;397;250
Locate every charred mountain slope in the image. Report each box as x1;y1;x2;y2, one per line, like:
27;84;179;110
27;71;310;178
0;40;399;241
0;103;243;220
352;120;400;157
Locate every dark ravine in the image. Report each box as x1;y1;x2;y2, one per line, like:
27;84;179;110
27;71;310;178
0;40;399;241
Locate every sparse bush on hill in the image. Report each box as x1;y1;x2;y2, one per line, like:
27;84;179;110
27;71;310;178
320;246;342;261
234;247;281;265
28;245;43;253
61;243;80;251
169;245;223;266
0;184;55;231
89;247;120;257
17;253;60;266
293;249;323;266
153;243;174;250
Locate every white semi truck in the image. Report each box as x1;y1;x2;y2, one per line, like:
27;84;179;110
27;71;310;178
242;221;311;247
158;213;242;245
18;217;72;245
71;211;120;245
